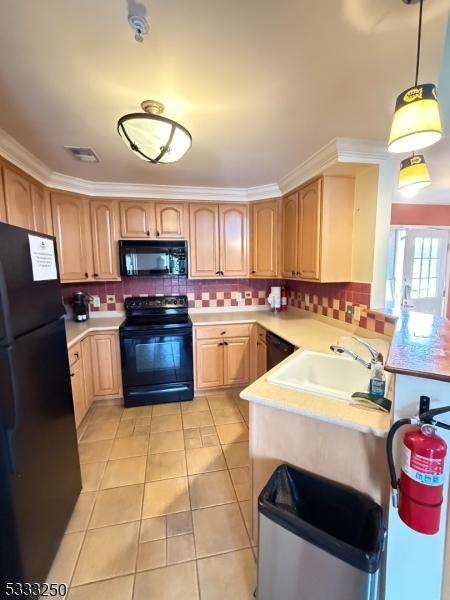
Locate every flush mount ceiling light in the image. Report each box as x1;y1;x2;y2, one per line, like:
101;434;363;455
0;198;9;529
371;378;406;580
398;154;431;197
388;0;442;153
117;100;192;164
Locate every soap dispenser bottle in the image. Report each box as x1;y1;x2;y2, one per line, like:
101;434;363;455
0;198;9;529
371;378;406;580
370;354;386;397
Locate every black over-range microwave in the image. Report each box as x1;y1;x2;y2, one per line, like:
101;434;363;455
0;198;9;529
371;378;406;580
119;240;188;277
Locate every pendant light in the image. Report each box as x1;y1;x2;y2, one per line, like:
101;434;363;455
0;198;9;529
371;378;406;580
117;100;192;164
388;0;442;153
398;154;431;197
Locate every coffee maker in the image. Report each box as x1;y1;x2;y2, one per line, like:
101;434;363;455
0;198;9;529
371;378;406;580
72;291;90;322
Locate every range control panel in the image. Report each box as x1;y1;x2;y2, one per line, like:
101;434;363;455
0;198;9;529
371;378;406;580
124;295;188;311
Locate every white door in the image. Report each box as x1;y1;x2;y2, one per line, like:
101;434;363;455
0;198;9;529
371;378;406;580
403;229;448;315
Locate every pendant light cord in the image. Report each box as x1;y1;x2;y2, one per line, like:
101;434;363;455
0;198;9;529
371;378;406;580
415;0;424;86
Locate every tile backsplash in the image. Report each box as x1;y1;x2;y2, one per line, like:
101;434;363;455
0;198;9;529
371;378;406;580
62;277;396;336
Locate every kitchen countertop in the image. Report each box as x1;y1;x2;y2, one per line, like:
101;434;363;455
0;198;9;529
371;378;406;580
385;310;450;383
192;308;391;437
65;317;124;347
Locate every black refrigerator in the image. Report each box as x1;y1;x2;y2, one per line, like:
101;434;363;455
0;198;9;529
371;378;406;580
0;222;81;586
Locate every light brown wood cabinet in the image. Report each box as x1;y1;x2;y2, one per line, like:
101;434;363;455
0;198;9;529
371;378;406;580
120;200;186;239
155;202;185;238
189;203;248;278
51;192;94;282
3;167;34;230
90;332;122;398
281;191;299;278
281;176;354;282
189;204;220;277
31;184;53;235
251;200;278;277
90;199;120;279
256;327;267;379
195;324;251;389
119;201;154;238
81;336;94;411
70;357;87;427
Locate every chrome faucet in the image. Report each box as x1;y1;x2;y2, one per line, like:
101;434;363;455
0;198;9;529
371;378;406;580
329;337;383;370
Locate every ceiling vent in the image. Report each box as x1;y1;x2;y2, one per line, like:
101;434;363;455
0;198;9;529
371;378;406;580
64;146;100;162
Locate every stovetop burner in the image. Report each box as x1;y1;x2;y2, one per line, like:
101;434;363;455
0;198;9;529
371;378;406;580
120;295;191;331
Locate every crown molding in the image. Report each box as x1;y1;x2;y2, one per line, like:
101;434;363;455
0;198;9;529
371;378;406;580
0;126;387;201
0;128;51;185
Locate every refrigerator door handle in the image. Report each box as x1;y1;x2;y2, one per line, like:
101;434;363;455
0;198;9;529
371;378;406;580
0;345;19;475
0;260;13;348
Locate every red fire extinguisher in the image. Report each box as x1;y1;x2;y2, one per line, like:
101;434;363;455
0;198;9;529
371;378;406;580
387;402;450;534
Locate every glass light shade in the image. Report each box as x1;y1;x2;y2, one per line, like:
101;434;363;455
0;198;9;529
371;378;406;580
388;84;442;153
117;113;192;164
398;154;431;197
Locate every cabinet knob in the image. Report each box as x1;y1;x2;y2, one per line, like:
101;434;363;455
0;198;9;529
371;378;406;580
291;271;295;276
156;231;160;237
84;272;89;278
223;340;228;346
218;342;224;346
146;230;150;236
70;372;74;377
220;331;226;335
251;270;256;274
296;272;300;276
93;273;99;277
215;271;220;275
220;271;224;276
74;352;79;359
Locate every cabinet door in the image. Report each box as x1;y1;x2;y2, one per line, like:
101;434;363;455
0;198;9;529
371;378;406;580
281;192;299;278
195;339;224;389
0;168;6;223
256;338;267;379
219;204;248;277
51;192;93;282
90;199;120;279
31;184;53;235
120;201;154;238
90;332;121;398
70;358;87;427
223;336;250;386
3;167;34;230
155;202;185;239
81;336;94;410
189;203;220;277
298;179;321;280
251;200;278;277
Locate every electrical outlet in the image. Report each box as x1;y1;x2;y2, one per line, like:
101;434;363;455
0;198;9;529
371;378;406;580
353;305;361;321
244;291;252;299
91;295;100;308
305;294;310;307
345;303;354;319
232;291;242;301
106;294;116;304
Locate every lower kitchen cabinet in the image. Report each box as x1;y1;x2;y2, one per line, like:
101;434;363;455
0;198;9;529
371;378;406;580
68;330;122;426
195;325;251;389
90;332;122;399
256;327;267;378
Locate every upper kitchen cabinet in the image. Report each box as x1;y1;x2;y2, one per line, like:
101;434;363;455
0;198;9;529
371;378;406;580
155;202;186;239
90;199;120;280
251;199;278;277
2;167;34;230
51;192;94;282
219;204;248;277
31;184;53;235
119;201;154;238
189;203;249;278
189;203;220;277
281;176;354;282
281;191;299;278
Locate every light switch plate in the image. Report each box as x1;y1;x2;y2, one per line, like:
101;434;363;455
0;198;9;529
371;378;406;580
91;295;100;308
305;294;310;307
353;305;361;321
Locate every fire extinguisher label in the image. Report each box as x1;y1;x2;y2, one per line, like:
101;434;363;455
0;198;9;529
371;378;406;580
402;445;445;486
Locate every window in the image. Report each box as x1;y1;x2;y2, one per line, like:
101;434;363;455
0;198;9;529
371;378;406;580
411;237;440;299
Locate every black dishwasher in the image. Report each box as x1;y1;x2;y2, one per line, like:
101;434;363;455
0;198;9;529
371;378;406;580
266;331;295;370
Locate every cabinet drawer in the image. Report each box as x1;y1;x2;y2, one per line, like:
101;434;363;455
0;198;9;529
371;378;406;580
68;341;82;366
196;324;251;340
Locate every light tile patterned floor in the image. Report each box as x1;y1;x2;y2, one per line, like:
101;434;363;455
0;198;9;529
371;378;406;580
48;389;255;599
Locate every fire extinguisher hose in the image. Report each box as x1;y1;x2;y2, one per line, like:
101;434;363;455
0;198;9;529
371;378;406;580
419;405;450;430
386;418;413;507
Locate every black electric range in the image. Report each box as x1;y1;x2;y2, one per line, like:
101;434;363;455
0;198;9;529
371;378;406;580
119;295;194;406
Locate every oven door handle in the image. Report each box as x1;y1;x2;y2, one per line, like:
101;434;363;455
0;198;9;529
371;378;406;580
120;327;193;339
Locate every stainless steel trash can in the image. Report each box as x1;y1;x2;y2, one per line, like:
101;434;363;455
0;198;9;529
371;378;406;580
257;464;384;600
